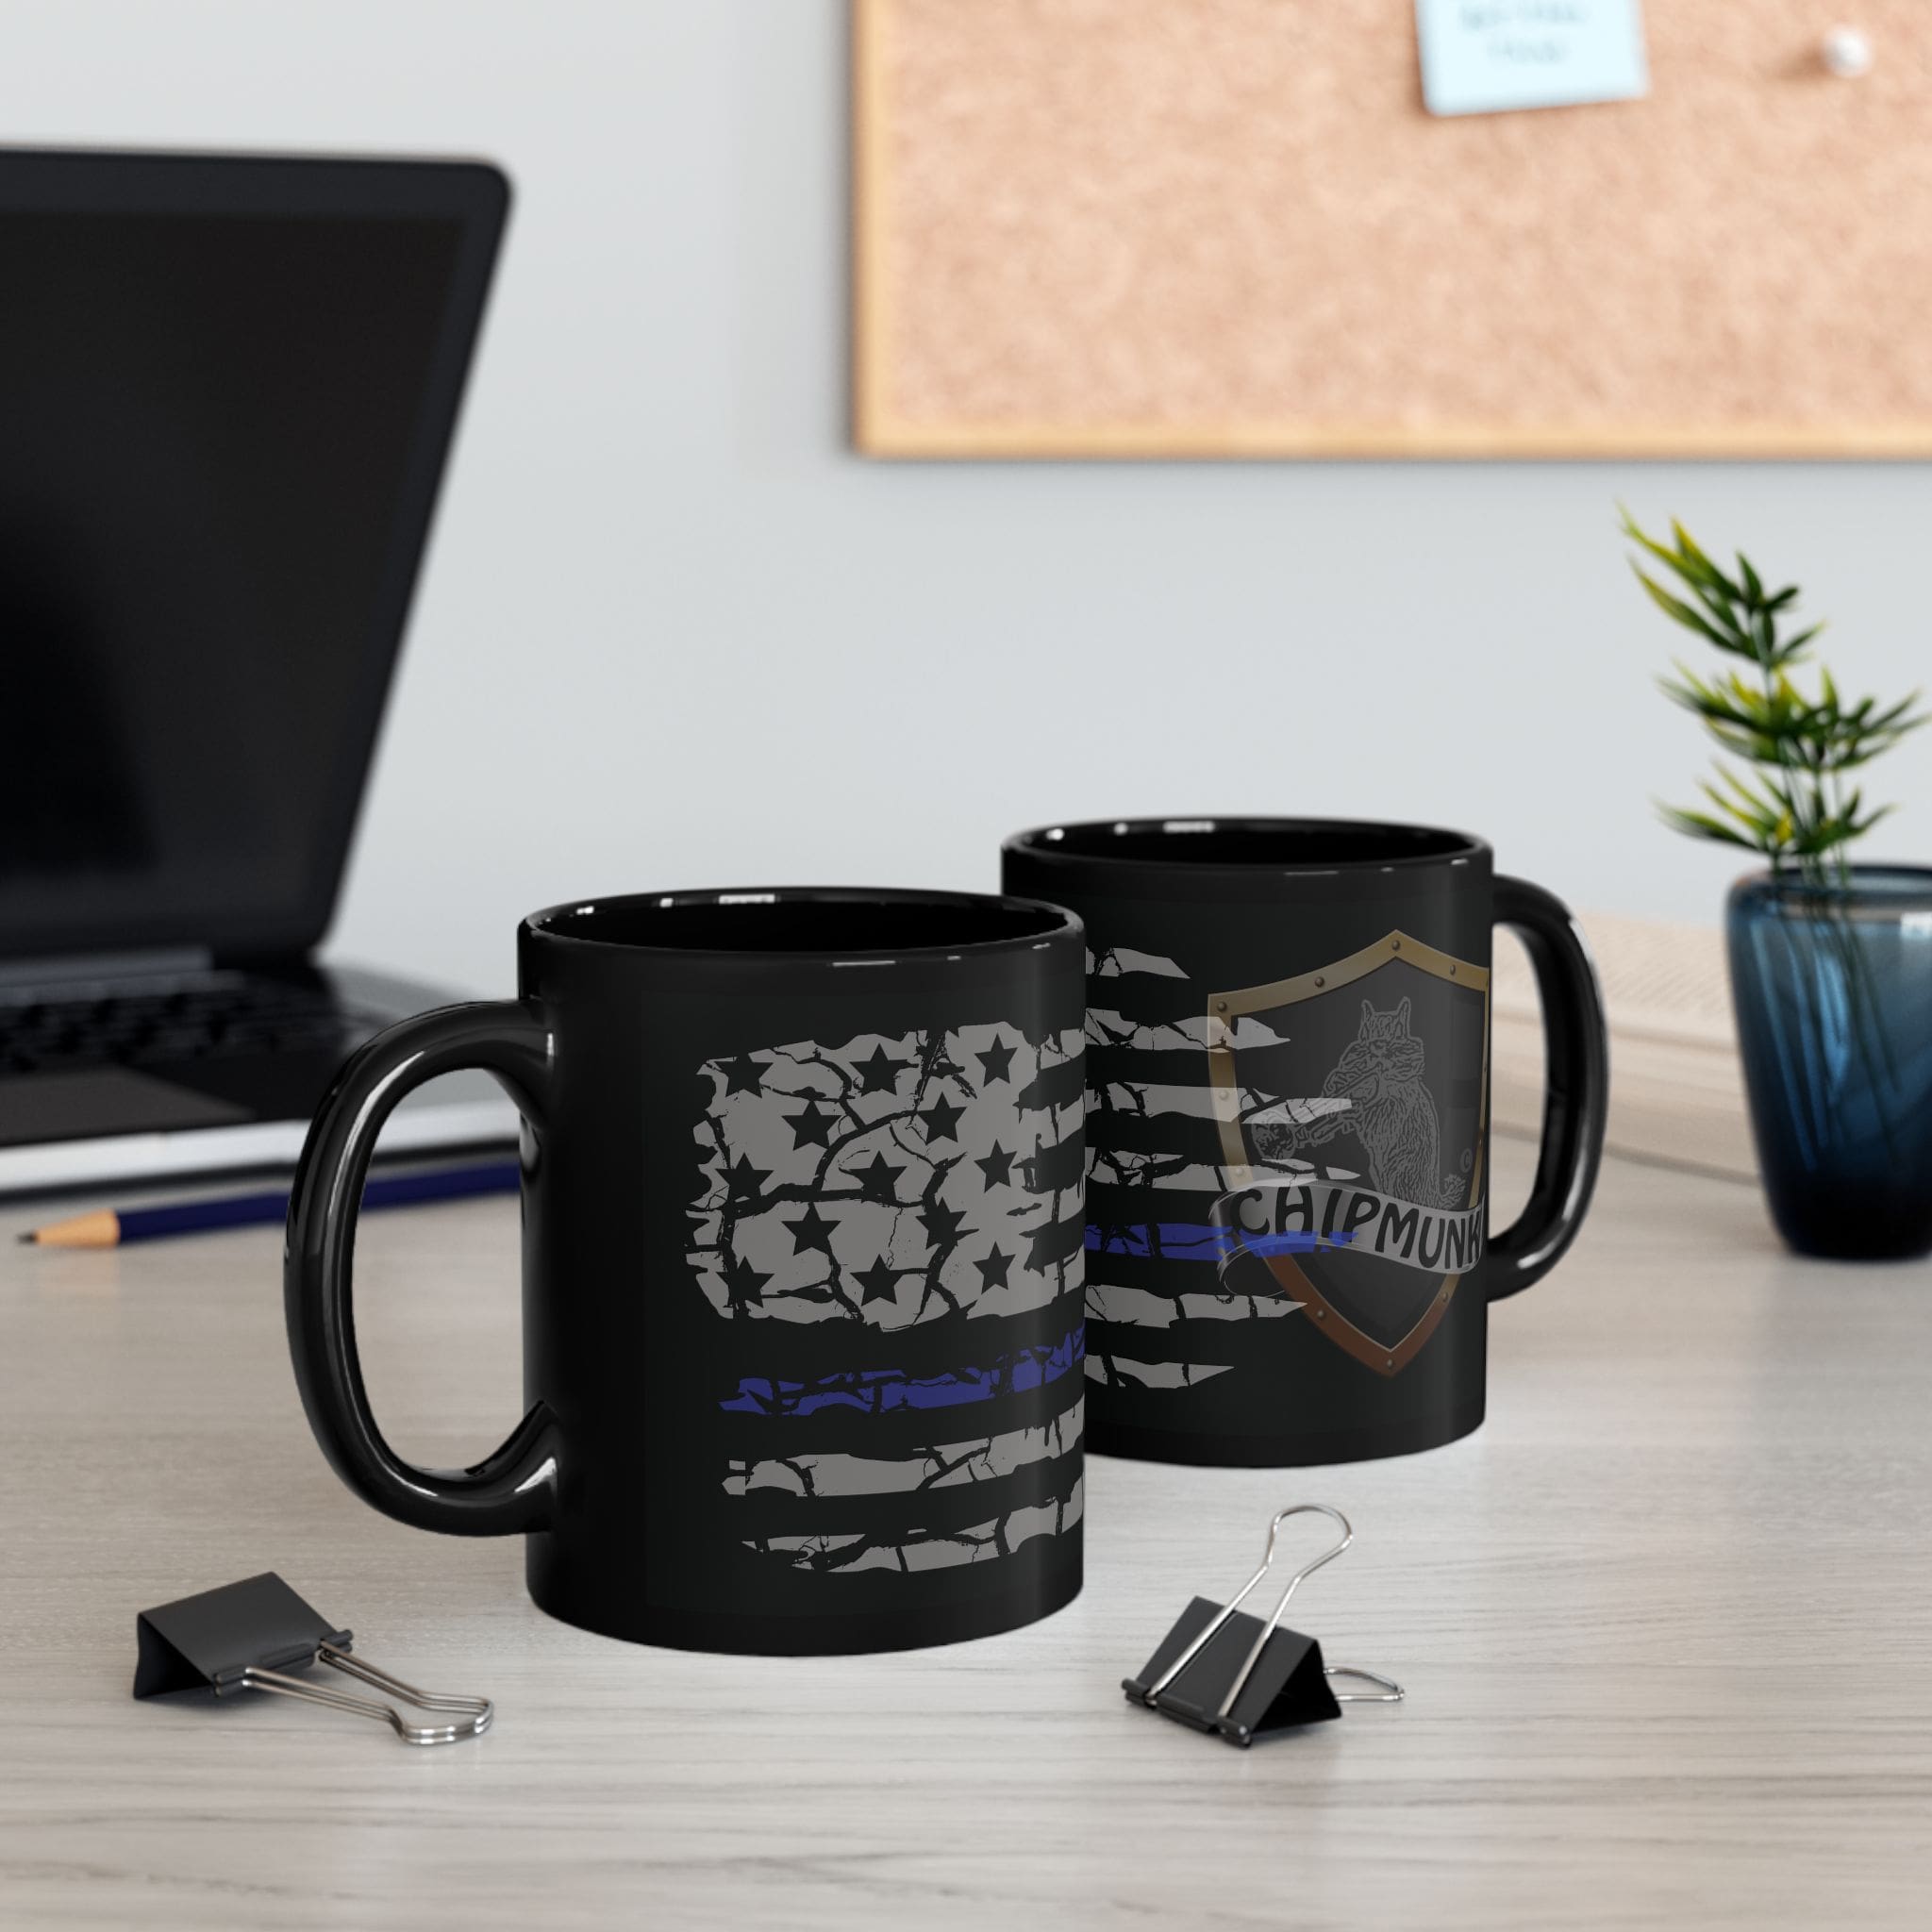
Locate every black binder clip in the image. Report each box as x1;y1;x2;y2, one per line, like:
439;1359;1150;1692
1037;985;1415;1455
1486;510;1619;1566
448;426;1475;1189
134;1572;492;1745
1123;1504;1403;1747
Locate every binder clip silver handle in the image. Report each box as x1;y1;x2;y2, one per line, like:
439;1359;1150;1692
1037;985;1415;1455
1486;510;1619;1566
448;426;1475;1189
1326;1665;1405;1703
237;1641;494;1746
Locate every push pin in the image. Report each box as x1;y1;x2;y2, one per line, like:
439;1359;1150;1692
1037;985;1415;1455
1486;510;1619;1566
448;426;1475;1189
1822;26;1873;78
134;1572;492;1745
1123;1504;1402;1746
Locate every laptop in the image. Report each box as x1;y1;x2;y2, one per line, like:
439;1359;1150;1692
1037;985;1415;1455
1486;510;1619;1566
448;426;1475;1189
0;149;518;1196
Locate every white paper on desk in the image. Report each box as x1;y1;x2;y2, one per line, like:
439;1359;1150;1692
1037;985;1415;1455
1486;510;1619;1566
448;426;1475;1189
1415;0;1649;117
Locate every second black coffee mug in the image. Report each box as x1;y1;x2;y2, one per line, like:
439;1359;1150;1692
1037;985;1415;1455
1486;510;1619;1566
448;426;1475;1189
1004;819;1608;1466
285;889;1088;1655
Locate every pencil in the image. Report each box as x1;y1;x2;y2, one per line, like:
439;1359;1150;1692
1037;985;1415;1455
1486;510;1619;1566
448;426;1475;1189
18;1159;522;1248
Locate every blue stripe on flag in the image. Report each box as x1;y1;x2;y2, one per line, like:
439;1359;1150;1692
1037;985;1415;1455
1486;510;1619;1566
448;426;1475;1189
720;1324;1085;1417
1085;1223;1355;1261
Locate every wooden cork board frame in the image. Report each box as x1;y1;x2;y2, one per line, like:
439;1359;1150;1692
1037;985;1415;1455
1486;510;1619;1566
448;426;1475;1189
853;0;1932;458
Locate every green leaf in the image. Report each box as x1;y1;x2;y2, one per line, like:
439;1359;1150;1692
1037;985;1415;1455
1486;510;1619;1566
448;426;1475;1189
1671;520;1739;597
1697;771;1790;844
1618;508;1682;572
1624;510;1739;609
1866;692;1925;732
1633;567;1736;649
1657;805;1763;852
1713;765;1781;816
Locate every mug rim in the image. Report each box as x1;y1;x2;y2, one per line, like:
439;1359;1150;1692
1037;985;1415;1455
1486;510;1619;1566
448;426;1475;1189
522;885;1083;960
1004;816;1491;875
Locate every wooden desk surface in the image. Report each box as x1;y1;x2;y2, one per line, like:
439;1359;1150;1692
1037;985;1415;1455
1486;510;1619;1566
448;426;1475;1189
3;1141;1929;1930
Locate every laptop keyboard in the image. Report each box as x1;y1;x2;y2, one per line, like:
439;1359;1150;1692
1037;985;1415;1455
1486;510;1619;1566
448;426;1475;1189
0;975;376;1077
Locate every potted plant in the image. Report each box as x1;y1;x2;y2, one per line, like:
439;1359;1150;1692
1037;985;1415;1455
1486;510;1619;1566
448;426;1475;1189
1625;511;1932;1259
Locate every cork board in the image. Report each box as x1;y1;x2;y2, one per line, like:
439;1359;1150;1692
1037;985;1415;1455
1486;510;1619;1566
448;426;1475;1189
853;0;1932;458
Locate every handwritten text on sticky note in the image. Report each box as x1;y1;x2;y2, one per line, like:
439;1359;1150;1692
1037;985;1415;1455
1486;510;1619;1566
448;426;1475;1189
1416;1;1649;117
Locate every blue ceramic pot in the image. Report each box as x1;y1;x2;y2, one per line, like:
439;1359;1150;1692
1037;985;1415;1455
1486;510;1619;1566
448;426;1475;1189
1727;867;1932;1259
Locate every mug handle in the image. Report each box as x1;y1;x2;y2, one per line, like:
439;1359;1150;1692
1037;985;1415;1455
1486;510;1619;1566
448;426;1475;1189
284;1001;560;1535
1485;877;1610;1302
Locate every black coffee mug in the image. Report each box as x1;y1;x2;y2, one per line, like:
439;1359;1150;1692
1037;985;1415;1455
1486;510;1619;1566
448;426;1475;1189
1003;820;1607;1466
285;889;1088;1655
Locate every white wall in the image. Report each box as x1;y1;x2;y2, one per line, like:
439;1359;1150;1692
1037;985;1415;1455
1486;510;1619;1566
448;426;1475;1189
11;0;1932;995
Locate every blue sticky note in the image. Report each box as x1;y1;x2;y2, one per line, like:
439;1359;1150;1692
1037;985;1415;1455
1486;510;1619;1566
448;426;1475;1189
1416;0;1649;116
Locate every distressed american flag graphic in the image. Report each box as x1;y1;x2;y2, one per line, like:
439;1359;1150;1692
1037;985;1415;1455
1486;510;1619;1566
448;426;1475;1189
688;1021;1086;1575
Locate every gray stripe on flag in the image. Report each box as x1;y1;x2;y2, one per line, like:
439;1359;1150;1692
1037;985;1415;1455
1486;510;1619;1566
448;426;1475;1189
747;1476;1085;1574
724;1407;1081;1499
1084;1358;1232;1390
1087;1284;1304;1327
1086;1009;1290;1052
1090;947;1190;980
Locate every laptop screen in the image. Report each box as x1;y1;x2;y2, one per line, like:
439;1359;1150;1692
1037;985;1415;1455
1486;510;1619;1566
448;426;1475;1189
0;155;506;962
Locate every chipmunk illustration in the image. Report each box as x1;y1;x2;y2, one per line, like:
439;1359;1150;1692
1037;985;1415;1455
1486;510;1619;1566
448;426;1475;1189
1253;997;1467;1209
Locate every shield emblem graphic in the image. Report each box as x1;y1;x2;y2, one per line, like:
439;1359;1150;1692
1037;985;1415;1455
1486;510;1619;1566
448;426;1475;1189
1206;932;1491;1377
